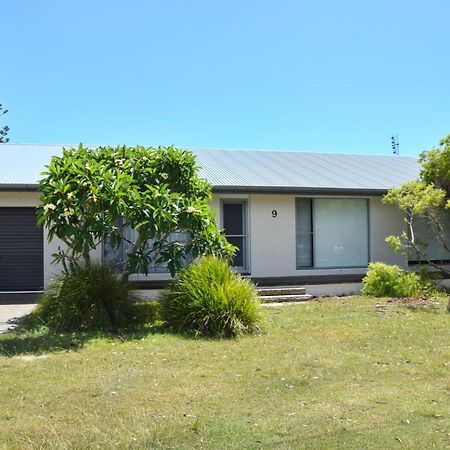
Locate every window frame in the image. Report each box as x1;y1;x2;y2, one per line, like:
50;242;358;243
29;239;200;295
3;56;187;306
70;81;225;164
102;220;191;274
295;197;370;270
407;213;450;265
221;199;250;273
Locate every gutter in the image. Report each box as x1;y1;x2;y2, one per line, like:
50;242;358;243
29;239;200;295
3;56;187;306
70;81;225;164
211;185;389;196
0;184;39;192
0;183;388;196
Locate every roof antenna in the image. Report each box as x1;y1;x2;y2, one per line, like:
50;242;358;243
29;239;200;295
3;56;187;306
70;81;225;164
391;134;399;155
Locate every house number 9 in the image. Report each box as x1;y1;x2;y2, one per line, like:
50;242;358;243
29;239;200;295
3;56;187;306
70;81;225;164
272;209;278;218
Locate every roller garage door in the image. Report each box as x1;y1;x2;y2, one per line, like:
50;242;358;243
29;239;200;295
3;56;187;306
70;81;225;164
0;208;43;291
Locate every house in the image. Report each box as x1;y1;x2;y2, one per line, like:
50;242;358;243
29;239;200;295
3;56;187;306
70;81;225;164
0;143;428;295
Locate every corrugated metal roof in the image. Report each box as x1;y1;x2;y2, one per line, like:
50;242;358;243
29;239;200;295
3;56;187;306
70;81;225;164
0;143;420;193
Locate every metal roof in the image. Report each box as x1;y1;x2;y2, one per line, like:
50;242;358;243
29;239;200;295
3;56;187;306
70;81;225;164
0;143;420;194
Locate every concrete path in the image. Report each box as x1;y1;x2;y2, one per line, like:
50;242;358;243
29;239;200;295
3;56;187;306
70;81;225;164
0;304;36;333
262;302;311;307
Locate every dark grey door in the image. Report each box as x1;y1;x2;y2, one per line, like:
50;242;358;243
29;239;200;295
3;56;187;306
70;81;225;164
222;201;247;271
0;208;43;291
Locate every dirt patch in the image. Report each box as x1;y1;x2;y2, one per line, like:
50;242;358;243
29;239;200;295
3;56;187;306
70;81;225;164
385;296;430;305
16;355;49;362
375;296;442;311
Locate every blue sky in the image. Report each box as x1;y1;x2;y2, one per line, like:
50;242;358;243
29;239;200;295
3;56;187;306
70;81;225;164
2;0;449;156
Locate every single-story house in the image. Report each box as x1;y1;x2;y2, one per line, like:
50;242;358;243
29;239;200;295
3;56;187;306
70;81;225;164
1;143;444;295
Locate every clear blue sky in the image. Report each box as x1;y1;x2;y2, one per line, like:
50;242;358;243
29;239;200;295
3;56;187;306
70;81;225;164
2;0;449;156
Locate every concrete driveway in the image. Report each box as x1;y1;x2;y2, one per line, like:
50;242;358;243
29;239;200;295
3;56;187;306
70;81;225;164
0;304;36;333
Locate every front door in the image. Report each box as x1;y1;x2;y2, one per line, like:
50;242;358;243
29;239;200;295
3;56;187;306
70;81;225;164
222;201;248;271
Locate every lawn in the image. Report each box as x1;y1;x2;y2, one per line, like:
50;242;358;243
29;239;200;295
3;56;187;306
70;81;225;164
0;296;449;449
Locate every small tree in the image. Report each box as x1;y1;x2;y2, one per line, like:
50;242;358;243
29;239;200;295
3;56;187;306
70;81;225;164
383;134;450;276
37;144;235;277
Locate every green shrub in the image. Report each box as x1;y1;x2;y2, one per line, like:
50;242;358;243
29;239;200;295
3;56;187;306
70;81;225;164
31;263;138;332
362;262;427;298
161;256;260;338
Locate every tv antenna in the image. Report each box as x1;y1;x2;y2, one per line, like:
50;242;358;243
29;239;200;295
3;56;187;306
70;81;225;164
391;134;399;155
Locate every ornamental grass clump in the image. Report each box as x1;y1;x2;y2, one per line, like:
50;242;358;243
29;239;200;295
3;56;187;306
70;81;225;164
161;256;260;338
30;263;138;332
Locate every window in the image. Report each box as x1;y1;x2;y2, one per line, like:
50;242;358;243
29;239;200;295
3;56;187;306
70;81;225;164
103;221;190;273
296;198;369;269
296;198;313;267
408;213;450;264
222;201;248;270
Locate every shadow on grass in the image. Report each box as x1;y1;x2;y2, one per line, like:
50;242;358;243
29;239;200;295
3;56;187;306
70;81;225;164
0;301;168;357
0;300;262;356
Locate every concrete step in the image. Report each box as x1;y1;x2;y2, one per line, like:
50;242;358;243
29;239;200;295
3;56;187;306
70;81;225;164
259;294;313;303
257;286;306;296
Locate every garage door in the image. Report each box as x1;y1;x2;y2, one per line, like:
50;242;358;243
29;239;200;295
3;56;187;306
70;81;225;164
0;208;43;291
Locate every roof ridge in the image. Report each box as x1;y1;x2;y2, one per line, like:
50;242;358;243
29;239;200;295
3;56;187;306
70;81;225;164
0;143;418;159
0;143;98;148
190;147;417;159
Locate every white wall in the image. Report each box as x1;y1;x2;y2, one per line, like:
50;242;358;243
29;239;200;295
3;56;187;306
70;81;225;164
0;190;408;289
0;191;39;207
248;194;297;277
213;192;406;278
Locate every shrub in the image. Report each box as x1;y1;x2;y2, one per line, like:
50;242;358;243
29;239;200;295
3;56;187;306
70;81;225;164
362;262;427;298
161;256;260;338
31;263;138;332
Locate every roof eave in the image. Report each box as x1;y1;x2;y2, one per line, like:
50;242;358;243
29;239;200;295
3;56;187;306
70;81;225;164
0;183;389;196
0;184;39;192
212;185;388;196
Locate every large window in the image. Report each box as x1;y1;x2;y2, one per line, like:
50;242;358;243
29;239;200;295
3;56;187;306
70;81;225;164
103;224;190;273
296;198;369;269
409;213;450;264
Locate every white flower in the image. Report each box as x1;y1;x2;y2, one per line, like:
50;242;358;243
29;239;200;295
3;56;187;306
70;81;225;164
67;192;74;199
63;207;72;217
160;172;168;179
43;203;56;213
186;206;197;213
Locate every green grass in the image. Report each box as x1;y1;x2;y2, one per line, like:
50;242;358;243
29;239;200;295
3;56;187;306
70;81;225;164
0;296;449;449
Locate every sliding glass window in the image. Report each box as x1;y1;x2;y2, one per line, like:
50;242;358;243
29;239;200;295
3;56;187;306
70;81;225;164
408;213;450;264
103;222;190;273
296;198;369;269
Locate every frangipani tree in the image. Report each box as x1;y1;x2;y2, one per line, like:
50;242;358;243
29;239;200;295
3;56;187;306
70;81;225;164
37;144;235;277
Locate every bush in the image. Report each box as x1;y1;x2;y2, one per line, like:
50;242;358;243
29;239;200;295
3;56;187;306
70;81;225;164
161;256;260;338
362;262;428;298
31;263;138;332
